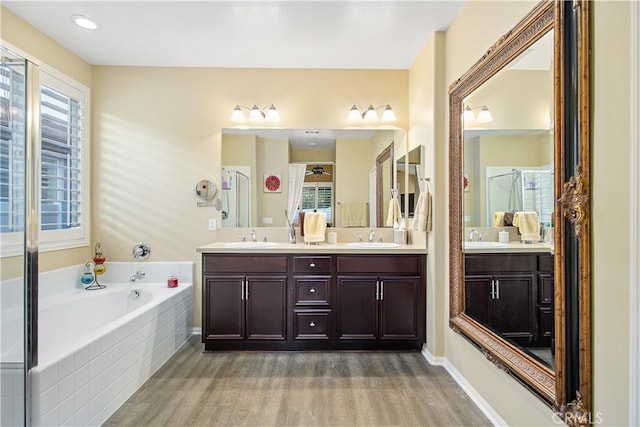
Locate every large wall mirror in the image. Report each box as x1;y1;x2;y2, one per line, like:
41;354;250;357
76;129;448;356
221;128;404;229
449;1;591;423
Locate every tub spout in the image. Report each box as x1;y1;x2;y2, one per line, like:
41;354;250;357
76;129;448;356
129;270;145;283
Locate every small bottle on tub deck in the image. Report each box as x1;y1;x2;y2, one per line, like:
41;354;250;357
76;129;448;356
167;275;179;288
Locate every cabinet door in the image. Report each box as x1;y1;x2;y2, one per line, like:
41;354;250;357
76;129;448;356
464;275;493;328
204;276;245;340
245;276;287;341
493;274;536;341
379;276;421;340
336;276;378;340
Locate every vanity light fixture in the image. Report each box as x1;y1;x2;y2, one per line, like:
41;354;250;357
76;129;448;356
463;105;494;124
230;104;280;123
348;104;397;123
71;14;99;30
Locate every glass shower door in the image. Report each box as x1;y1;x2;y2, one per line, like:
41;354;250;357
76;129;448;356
0;47;27;427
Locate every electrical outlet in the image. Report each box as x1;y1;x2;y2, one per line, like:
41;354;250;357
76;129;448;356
208;218;217;230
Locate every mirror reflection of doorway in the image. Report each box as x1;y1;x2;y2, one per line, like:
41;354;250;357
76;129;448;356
221;166;251;227
375;142;393;227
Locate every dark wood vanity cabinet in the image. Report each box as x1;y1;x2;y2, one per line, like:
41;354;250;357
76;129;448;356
202;252;426;351
336;255;425;349
202;255;287;351
464;252;553;347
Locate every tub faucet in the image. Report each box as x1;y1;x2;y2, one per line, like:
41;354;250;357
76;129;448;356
129;270;145;283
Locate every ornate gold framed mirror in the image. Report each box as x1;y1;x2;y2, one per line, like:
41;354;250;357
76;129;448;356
448;0;591;423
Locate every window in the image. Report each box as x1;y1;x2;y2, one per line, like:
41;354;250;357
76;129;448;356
299;182;333;225
0;60;26;236
38;71;89;250
0;60;89;256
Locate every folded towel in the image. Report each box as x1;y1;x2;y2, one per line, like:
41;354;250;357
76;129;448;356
513;211;540;242
386;197;401;227
412;192;432;232
340;202;368;227
303;212;327;243
493;212;505;227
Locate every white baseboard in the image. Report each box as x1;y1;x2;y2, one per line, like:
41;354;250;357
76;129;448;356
443;360;508;427
420;350;506;427
421;346;446;365
192;327;202;336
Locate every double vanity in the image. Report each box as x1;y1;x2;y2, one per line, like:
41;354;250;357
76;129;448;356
197;241;426;352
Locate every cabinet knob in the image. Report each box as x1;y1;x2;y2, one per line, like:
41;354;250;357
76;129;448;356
309;321;316;327
309;263;316;268
309;288;316;293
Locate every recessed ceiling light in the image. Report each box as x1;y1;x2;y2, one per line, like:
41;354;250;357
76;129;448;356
71;14;99;30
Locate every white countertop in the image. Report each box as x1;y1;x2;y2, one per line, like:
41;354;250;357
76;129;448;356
197;241;427;254
462;241;554;254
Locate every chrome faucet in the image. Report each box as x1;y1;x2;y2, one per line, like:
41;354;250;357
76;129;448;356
468;229;480;242
129;270;145;283
250;229;257;243
368;229;376;243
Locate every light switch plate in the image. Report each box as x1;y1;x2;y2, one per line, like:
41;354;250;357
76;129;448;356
208;218;216;230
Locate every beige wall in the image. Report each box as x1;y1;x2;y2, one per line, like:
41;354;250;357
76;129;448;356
591;1;631;424
335;138;372;226
0;7;92;276
256;138;288;227
409;30;445;362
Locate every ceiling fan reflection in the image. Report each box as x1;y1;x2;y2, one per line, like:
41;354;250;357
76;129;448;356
306;165;331;176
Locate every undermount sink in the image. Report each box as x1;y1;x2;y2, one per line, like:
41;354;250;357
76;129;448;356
463;241;509;248
224;241;279;248
345;242;401;249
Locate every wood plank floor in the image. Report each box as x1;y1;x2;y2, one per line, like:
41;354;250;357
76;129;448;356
104;336;490;426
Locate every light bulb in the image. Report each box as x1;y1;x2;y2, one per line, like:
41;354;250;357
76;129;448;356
348;105;362;121
476;106;494;123
381;105;397;122
265;105;280;122
248;105;264;122
363;105;378;122
230;105;246;123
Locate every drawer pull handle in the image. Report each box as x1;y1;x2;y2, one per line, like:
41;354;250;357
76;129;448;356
309;288;316;293
309;321;316;327
309;263;316;268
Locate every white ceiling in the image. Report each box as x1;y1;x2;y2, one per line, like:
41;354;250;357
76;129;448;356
2;1;465;69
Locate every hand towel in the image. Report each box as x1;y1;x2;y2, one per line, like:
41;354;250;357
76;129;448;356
513;211;540;242
493;212;505;227
303;212;327;243
386;197;401;227
340;202;368;227
412;191;432;232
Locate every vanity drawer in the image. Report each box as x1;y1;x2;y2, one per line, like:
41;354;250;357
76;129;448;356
294;310;331;340
292;256;332;274
336;255;422;275
465;253;536;274
294;277;331;306
203;254;287;274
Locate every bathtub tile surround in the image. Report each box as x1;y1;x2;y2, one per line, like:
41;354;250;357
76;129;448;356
30;262;193;427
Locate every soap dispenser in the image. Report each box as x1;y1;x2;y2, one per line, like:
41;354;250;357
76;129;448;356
81;262;95;287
